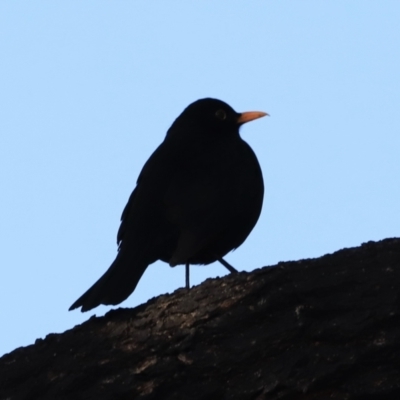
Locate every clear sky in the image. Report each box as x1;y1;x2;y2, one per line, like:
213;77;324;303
1;2;399;357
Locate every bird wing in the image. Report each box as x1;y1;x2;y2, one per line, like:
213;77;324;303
117;187;137;247
115;142;179;256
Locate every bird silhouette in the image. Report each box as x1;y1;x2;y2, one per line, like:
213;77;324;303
69;98;267;312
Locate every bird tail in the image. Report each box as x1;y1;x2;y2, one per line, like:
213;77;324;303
69;251;149;312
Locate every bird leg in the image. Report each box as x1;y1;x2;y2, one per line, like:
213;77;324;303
185;263;190;289
218;258;238;274
185;258;237;290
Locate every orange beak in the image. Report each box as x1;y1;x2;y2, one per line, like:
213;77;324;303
237;111;269;125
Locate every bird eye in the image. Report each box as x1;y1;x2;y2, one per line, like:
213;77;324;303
215;109;226;120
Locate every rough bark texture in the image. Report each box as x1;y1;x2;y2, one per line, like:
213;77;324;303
1;238;400;400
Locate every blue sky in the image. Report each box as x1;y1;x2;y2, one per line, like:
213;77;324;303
1;2;399;356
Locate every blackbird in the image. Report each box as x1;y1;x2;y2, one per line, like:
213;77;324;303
69;98;267;312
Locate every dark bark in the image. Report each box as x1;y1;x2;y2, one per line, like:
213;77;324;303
1;238;400;399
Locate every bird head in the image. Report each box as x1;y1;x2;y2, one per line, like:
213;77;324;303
168;98;268;138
